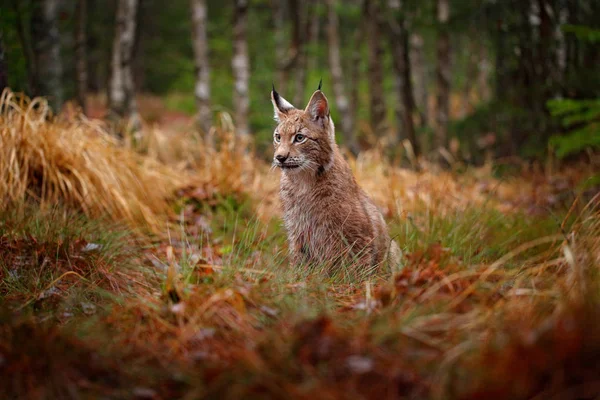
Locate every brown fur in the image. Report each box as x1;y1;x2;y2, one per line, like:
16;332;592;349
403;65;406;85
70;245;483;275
271;89;400;272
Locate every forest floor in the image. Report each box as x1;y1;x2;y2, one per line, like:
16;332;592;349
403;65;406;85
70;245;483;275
2;92;600;400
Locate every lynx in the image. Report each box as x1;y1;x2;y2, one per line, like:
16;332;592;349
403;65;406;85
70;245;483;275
271;84;401;273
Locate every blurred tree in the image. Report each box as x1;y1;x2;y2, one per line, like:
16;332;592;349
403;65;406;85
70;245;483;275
475;39;490;105
1;0;598;160
273;0;300;97
348;24;362;138
232;0;250;137
109;0;140;132
0;29;7;93
293;0;317;106
272;0;286;93
435;0;450;152
384;0;419;156
85;0;113;94
190;0;212;137
75;0;88;114
31;0;63;111
307;0;321;72
460;34;477;118
326;0;355;152
364;0;387;135
410;33;428;129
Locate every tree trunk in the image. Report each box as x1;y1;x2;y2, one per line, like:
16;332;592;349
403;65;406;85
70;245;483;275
326;0;356;153
31;0;64;112
109;0;140;131
494;15;506;102
461;36;477;118
86;0;102;93
190;0;212;137
537;0;553;107
435;0;450;151
75;0;88;114
272;0;286;93
131;0;147;93
10;0;36;94
555;4;567;96
273;0;300;96
232;0;250;137
517;0;534;112
307;0;321;72
476;39;491;104
410;33;428;128
364;0;387;135
384;0;419;156
0;29;8;93
349;26;362;141
293;0;317;106
565;0;579;83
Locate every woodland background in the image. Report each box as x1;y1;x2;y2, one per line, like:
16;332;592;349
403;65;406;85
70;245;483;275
1;1;600;399
1;0;599;161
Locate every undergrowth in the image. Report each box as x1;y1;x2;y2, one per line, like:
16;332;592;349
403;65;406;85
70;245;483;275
0;90;179;231
1;93;600;399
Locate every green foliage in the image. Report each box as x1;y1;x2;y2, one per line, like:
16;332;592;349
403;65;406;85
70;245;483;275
562;24;600;43
391;205;561;268
0;2;32;92
164;92;196;115
451;101;536;162
547;98;600;158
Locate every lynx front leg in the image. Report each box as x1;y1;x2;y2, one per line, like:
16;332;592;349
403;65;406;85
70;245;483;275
288;233;310;266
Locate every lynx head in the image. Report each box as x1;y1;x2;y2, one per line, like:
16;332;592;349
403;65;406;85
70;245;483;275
271;84;336;175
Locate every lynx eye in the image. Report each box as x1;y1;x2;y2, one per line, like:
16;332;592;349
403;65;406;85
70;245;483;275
274;133;281;143
294;134;307;143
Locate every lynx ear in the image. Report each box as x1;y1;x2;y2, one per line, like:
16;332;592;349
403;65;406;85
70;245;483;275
271;85;295;122
305;90;329;123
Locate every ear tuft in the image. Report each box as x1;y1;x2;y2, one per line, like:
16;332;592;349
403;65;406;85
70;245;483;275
271;89;295;122
305;90;329;123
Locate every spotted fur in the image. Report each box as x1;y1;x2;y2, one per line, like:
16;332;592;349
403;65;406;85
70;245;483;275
271;89;401;272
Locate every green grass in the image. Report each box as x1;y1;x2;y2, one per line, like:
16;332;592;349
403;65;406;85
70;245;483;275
391;205;566;268
1;191;599;399
0;206;141;317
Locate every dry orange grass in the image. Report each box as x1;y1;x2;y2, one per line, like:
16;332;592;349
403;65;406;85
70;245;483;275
2;93;599;398
0;90;181;231
250;147;590;223
129;112;273;216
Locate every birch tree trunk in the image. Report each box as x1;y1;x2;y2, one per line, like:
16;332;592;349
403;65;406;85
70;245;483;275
385;0;419;156
31;0;64;112
364;0;387;136
435;0;450;152
190;0;212;137
75;0;88;114
326;0;356;153
232;0;250;137
109;0;140;132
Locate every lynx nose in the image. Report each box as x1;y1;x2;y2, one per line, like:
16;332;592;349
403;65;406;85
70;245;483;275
276;154;288;163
